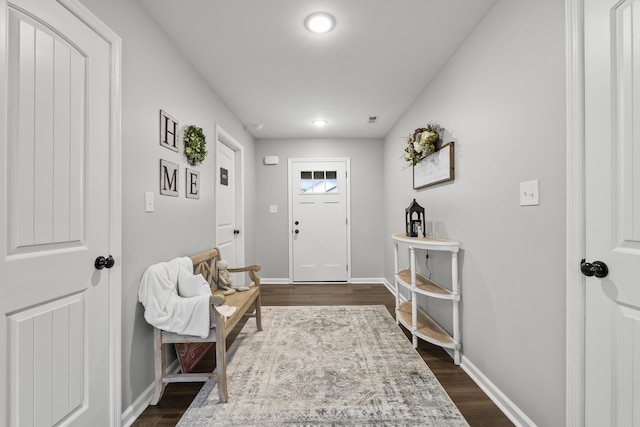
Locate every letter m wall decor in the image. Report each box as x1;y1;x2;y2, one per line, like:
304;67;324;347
160;159;179;196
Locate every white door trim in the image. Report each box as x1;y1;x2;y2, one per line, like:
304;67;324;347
287;157;351;283
565;0;586;425
57;0;122;424
215;125;245;267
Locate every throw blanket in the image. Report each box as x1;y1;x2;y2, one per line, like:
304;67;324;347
138;257;211;338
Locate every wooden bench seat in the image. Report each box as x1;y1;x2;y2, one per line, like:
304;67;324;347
150;248;261;405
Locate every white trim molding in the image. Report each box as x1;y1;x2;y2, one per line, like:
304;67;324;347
565;0;586;426
460;356;537;427
121;360;179;426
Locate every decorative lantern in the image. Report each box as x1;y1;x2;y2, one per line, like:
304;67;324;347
405;199;425;238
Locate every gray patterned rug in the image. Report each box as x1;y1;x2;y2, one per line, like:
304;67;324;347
177;305;468;426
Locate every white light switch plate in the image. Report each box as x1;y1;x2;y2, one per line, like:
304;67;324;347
520;180;539;206
145;191;154;212
269;205;278;213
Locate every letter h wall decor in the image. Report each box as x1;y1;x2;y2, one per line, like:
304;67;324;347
158;109;201;199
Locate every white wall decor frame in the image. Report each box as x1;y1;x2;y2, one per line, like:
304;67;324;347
413;142;455;190
159;110;179;152
186;168;200;199
160;159;178;196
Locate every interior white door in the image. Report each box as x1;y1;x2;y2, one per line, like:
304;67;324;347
290;159;350;282
584;1;640;425
215;127;244;271
0;1;117;425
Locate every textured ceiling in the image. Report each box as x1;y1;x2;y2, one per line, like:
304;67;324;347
139;0;496;139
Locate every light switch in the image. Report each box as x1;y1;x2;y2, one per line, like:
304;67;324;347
145;191;154;212
520;180;539;206
269;205;278;214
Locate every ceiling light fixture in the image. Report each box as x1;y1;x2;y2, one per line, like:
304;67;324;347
304;12;336;34
312;119;328;127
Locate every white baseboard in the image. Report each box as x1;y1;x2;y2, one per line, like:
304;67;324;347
260;277;390;286
460;356;537;427
121;359;180;427
260;278;290;284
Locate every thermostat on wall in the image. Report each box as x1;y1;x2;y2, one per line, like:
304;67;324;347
263;156;279;165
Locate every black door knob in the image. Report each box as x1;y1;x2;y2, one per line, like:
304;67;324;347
294;229;299;234
580;259;609;278
233;229;240;235
95;255;115;270
294;221;299;225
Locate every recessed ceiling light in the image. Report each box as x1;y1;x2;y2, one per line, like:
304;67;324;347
304;12;336;34
312;119;328;127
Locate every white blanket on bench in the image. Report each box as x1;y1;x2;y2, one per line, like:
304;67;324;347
138;257;211;338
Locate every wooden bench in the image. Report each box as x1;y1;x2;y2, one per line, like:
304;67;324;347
150;248;262;404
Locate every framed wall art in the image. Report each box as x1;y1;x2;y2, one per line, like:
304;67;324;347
186;168;200;199
160;110;179;152
160;159;179;196
413;142;455;190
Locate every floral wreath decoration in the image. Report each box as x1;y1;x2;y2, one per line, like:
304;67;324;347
184;125;207;165
404;123;442;166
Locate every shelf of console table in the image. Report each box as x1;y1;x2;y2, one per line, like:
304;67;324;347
392;232;461;365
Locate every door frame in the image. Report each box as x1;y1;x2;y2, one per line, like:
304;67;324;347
55;0;122;423
287;157;351;283
214;125;245;267
565;0;586;425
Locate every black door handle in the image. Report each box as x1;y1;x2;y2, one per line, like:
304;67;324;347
580;259;608;278
95;255;115;270
233;229;240;235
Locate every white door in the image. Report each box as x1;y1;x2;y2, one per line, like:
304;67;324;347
584;0;640;425
289;159;350;282
215;126;244;270
0;0;120;425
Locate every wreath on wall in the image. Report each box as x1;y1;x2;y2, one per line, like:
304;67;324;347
184;125;207;165
403;123;442;166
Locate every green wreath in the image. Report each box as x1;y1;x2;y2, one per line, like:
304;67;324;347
184;125;207;165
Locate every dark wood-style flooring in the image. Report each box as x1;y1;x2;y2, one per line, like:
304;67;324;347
132;283;513;426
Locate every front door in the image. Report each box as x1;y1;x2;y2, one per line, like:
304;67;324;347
215;126;244;271
289;159;350;282
584;0;640;424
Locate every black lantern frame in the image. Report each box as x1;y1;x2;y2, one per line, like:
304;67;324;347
405;198;425;238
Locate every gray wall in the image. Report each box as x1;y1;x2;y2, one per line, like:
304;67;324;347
79;0;257;411
383;0;566;426
254;139;385;280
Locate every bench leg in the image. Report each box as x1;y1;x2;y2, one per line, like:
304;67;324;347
215;320;228;402
255;293;262;332
150;328;166;405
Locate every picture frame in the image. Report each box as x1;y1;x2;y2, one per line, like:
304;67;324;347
160;159;179;196
413;142;455;190
160;110;179;152
186;168;200;199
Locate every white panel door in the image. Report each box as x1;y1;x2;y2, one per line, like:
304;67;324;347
0;0;117;425
290;159;350;282
215;126;244;271
584;0;640;425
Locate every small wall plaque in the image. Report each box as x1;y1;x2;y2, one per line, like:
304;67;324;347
160;110;179;152
220;167;229;186
160;159;179;196
186;168;200;199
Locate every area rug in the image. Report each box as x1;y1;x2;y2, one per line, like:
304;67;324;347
177;305;468;426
